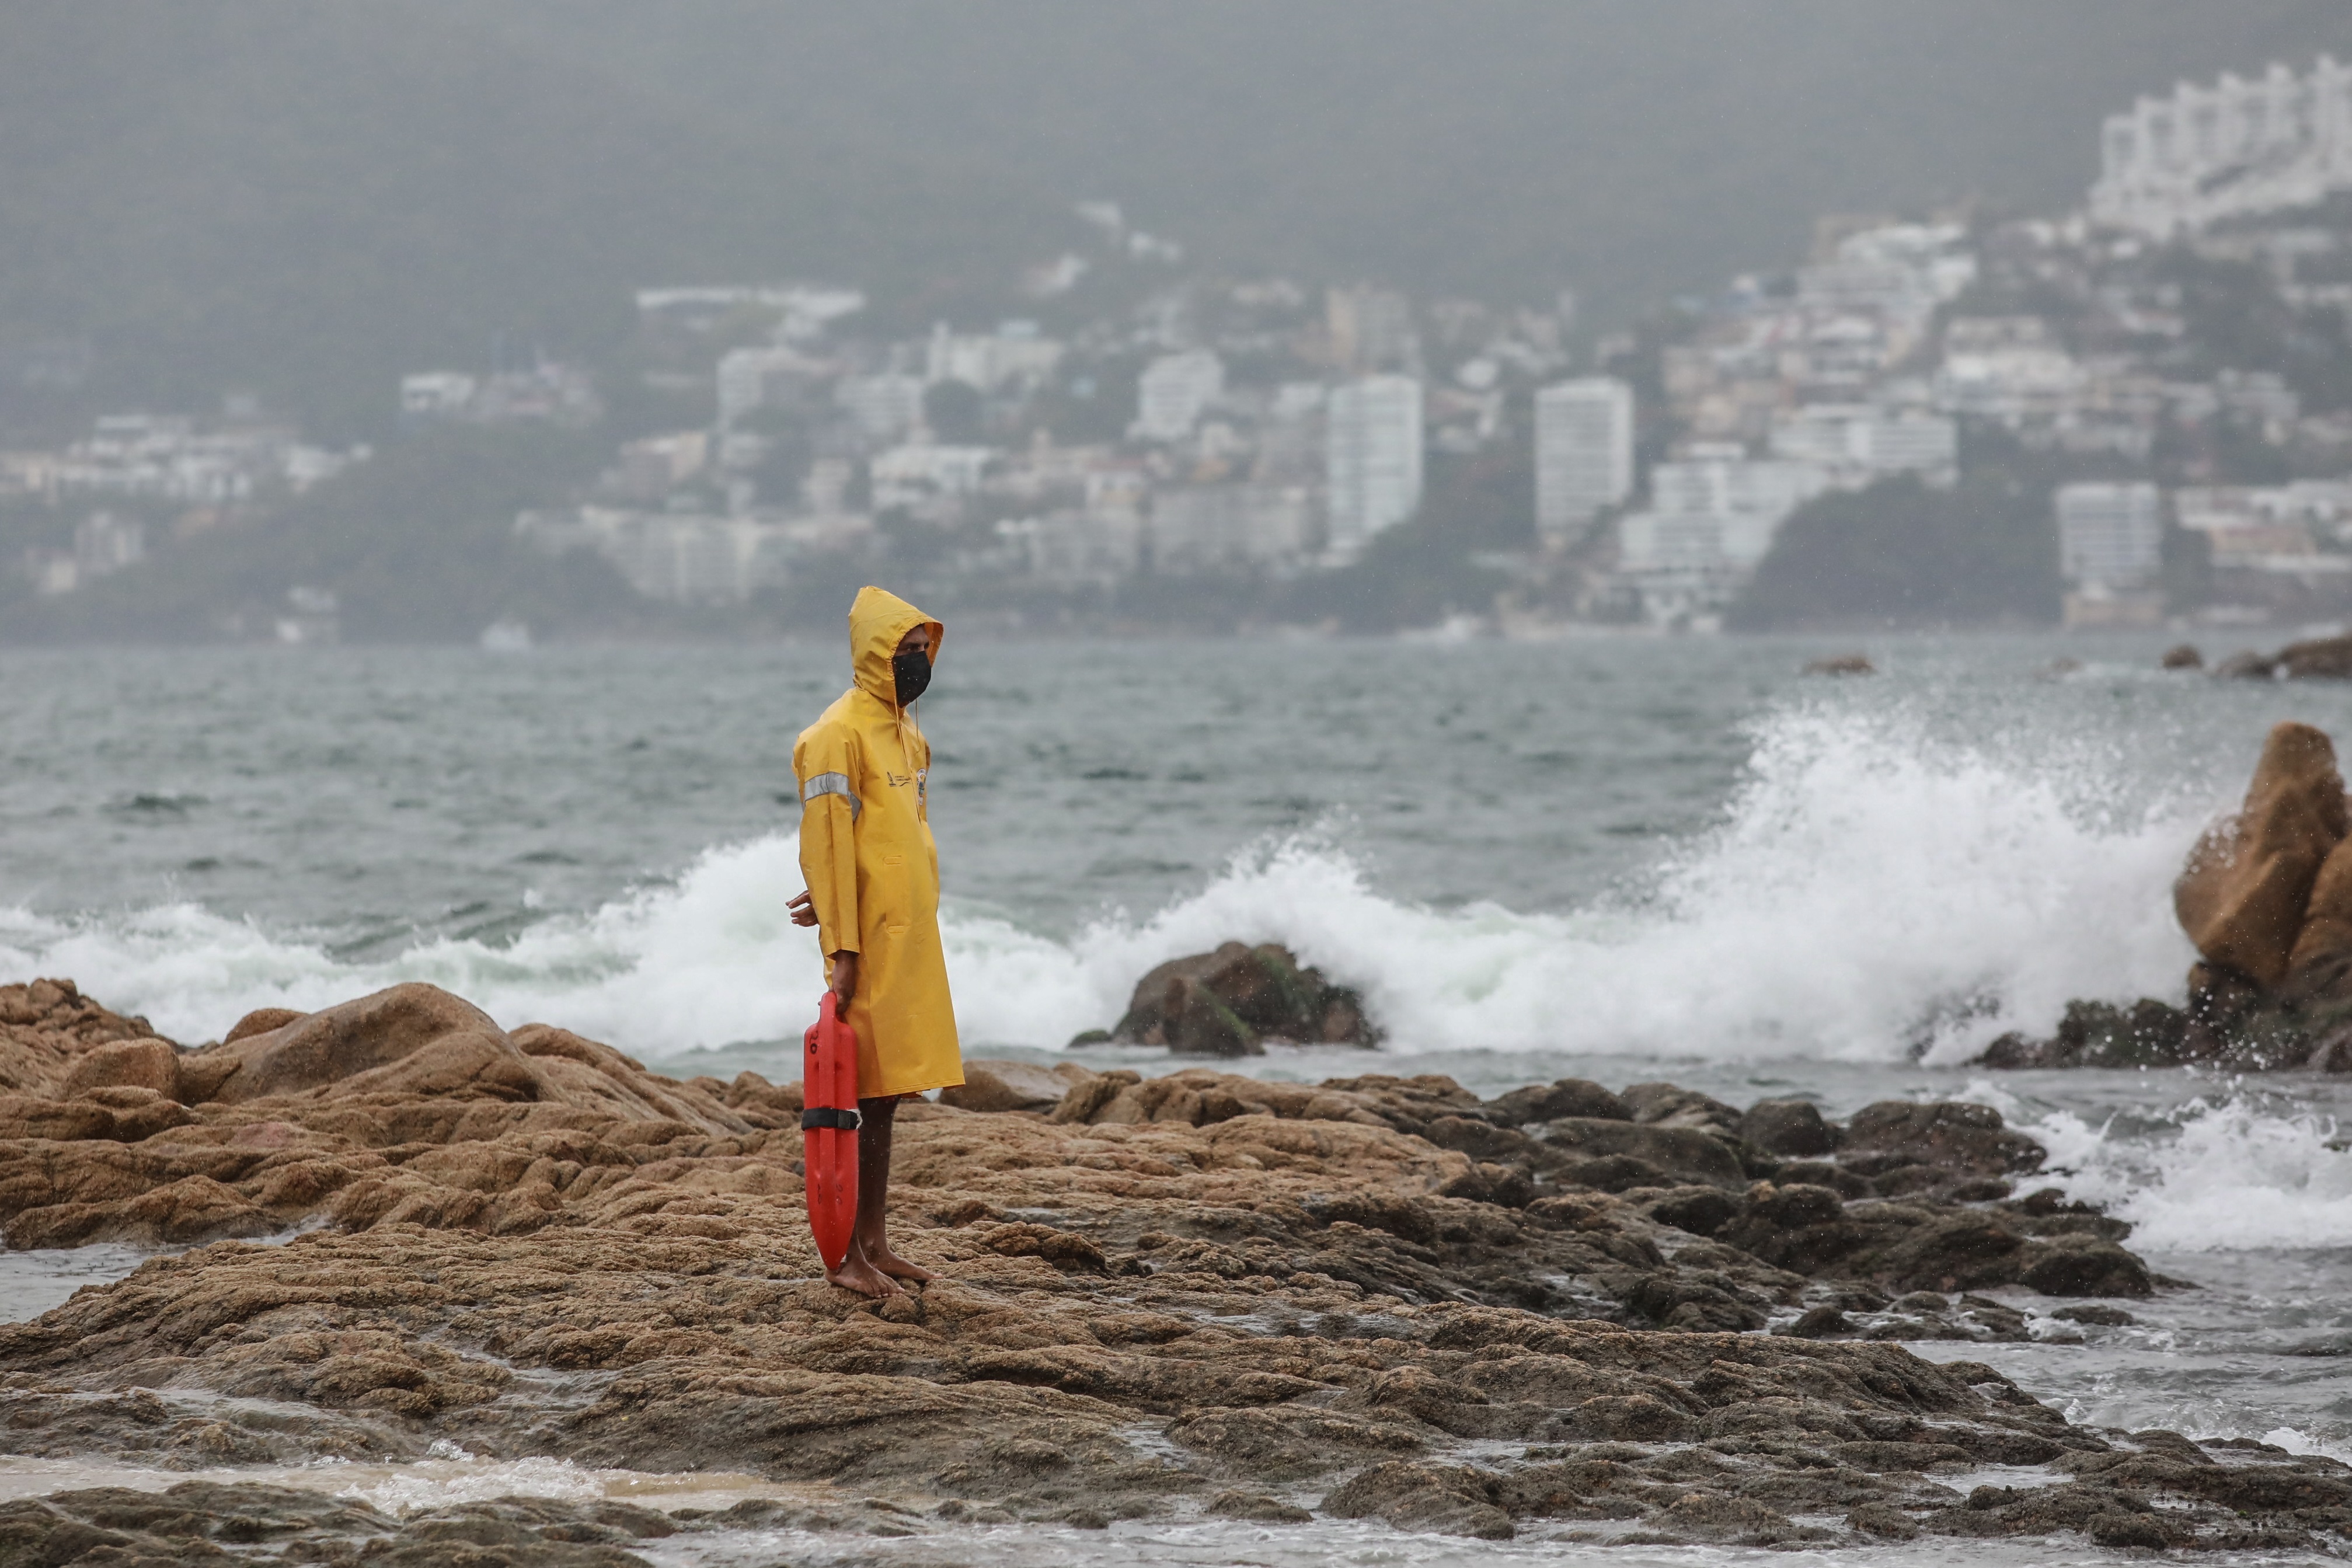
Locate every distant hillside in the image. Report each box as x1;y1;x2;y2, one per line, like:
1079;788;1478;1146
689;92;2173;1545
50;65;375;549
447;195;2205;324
1728;472;2065;633
0;428;665;644
5;2;2352;438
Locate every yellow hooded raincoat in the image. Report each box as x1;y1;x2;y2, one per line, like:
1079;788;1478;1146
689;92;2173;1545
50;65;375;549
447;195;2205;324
793;586;964;1098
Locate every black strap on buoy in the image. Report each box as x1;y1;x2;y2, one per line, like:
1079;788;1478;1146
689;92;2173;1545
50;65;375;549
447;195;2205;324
801;1106;862;1131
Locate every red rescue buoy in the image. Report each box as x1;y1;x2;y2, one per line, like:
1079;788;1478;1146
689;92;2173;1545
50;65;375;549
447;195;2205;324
802;992;860;1271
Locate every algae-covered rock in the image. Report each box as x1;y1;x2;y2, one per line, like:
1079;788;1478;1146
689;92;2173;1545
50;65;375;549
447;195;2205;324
1843;1101;2044;1176
1108;943;1377;1048
1536;1117;1747;1189
1483;1078;1629;1126
1620;1083;1744;1140
1742;1098;1838;1156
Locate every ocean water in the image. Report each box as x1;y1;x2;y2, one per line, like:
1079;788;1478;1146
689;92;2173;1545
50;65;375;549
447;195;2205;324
7;631;2352;1557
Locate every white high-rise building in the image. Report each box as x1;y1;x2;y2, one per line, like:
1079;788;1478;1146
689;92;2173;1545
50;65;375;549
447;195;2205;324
717;347;811;428
2090;57;2352;238
1768;405;1958;488
1133;351;1225;443
2057;482;2163;590
924;321;1063;393
1535;378;1634;542
1150;484;1316;574
1325;375;1423;559
1621;454;1830;573
836;373;926;443
1326;285;1419;375
1613;450;1829;626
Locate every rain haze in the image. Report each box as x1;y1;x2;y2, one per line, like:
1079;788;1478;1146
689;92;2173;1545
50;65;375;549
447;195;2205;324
3;2;2350;637
15;8;2352;1564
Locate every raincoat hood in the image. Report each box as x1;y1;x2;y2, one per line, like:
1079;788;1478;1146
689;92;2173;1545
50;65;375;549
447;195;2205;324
848;586;943;708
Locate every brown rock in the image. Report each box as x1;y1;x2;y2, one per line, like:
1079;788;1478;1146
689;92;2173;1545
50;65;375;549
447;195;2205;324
2286;835;2352;1001
59;1039;182;1102
1050;1071;1137;1124
941;1060;1090;1113
2018;1237;2152;1297
2159;643;2203;671
0;1094;119;1142
189;984;525;1104
1111;942;1376;1048
2278;633;2352;680
1323;1461;1515;1539
1743;1098;1837;1156
508;1026;750;1133
224;1008;307;1045
1538;1118;1746;1189
1651;1491;1806;1543
12;1171;273;1248
1166;978;1262;1057
0;982;2224;1554
1205;1489;1312;1522
719;1071;803;1128
0;980;175;1099
1621;1083;1744;1140
2175;722;2350;988
2212;649;2277;680
1849;1500;1921;1538
1484;1079;1629;1125
1844;1102;2044;1176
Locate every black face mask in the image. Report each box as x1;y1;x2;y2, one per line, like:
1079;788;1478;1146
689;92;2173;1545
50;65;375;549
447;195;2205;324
891;647;933;707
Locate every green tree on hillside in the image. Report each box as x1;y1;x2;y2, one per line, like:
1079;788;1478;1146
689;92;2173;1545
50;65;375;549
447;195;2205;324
1729;471;2061;630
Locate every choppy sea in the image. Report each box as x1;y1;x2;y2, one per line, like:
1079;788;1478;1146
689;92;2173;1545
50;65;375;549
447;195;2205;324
6;630;2352;1562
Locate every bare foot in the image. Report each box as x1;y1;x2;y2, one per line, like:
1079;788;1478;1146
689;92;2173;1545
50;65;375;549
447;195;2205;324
826;1255;903;1298
867;1242;940;1284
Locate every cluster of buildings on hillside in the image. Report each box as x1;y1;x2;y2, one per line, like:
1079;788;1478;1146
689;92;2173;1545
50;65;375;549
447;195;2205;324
398;361;601;427
2055;478;2352;628
4;410;362;597
22;58;2352;633
480;57;2352;629
1608;53;2352;629
494;265;1576;607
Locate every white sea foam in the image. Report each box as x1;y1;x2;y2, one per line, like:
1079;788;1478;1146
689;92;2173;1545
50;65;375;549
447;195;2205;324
2010;1091;2352;1253
0;708;2210;1065
332;1448;608;1513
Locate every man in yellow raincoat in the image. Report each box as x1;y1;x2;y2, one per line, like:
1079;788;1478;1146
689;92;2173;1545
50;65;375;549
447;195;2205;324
787;586;964;1297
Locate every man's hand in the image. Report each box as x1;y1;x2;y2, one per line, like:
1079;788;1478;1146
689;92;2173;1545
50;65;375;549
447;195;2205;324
788;890;818;928
829;950;858;1012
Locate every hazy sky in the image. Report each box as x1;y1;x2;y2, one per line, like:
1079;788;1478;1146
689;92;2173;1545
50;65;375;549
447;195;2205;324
6;2;2351;423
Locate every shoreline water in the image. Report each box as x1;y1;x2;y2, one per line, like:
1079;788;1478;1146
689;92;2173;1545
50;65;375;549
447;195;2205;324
8;639;2352;1559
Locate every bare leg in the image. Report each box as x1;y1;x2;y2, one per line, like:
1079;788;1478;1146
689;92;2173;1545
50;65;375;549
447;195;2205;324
853;1095;939;1284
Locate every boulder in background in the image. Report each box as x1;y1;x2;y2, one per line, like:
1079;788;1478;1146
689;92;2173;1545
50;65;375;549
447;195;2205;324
2175;720;2347;989
1483;1078;1629;1126
1534;1117;1747;1190
1741;1098;1838;1156
1843;1100;2044;1176
1109;943;1378;1052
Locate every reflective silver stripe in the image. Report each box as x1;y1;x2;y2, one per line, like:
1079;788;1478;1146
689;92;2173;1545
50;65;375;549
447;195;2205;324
800;772;862;821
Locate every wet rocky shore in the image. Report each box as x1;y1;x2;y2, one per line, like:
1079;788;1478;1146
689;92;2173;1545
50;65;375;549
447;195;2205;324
0;977;2343;1559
